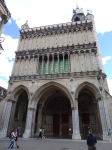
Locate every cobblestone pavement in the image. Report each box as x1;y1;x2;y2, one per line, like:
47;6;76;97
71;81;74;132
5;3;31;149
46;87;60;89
0;138;112;150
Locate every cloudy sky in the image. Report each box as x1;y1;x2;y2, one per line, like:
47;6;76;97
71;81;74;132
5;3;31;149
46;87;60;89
0;0;112;95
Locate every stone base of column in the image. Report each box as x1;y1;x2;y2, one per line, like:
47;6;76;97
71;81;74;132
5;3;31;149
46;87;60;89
0;132;7;138
72;133;81;140
23;131;31;138
103;134;110;141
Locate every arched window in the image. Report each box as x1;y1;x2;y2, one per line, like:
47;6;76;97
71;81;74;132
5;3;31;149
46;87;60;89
75;17;80;21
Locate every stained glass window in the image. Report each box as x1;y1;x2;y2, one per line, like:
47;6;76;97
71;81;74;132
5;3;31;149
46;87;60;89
49;59;53;74
54;58;58;73
60;57;63;73
44;59;47;74
39;60;42;74
65;57;69;73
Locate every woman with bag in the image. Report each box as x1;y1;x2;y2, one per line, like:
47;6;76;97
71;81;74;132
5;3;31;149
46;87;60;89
7;129;16;150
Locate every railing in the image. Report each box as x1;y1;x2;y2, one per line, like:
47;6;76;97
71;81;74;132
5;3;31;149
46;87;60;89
79;124;102;140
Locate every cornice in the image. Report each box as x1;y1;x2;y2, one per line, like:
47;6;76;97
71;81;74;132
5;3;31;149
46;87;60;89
15;43;97;58
20;20;93;39
9;70;106;83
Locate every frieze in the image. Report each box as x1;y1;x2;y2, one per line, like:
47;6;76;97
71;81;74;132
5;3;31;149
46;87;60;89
9;70;106;83
20;21;93;39
15;43;97;59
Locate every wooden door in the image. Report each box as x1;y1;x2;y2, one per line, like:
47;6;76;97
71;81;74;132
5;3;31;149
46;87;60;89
62;114;69;135
53;114;60;135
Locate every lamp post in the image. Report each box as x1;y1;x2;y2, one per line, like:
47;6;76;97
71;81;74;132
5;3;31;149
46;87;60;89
0;37;4;54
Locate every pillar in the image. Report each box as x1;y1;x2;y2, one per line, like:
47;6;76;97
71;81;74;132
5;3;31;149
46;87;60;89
89;50;93;71
72;99;81;140
0;100;13;138
36;104;42;136
62;52;65;73
68;53;70;72
17;56;22;76
84;51;87;71
52;54;54;73
32;55;35;75
47;54;49;74
59;112;62;135
23;107;34;138
42;55;44;75
78;51;82;71
36;55;39;75
73;51;76;72
27;55;31;75
31;108;36;137
22;56;26;75
57;53;59;73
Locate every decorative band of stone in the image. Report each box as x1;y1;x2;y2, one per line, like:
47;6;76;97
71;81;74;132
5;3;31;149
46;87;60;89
20;21;93;39
15;43;96;58
9;70;106;83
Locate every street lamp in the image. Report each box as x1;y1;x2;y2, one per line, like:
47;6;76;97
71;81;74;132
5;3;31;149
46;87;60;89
0;37;4;54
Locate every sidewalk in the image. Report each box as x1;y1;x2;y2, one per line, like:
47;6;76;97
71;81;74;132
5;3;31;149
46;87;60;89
0;138;111;150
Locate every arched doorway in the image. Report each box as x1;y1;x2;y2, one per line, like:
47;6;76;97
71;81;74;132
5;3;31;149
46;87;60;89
8;90;28;137
34;84;73;139
77;87;102;140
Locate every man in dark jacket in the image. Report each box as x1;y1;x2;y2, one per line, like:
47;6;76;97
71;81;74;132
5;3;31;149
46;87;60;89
87;129;97;150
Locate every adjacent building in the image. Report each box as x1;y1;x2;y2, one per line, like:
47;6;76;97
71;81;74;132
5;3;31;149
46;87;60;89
0;6;112;141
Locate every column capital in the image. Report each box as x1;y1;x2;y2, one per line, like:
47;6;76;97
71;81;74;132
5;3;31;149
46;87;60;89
28;55;31;60
78;51;81;55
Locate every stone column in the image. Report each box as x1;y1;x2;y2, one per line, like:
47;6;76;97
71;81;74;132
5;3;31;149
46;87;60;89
89;50;93;71
95;50;99;71
72;99;81;140
98;95;111;141
22;56;26;75
0;100;13;138
80;27;84;44
73;51;76;72
62;52;65;73
47;54;49;74
23;107;34;138
11;57;17;76
59;112;62;135
36;104;42;136
27;55;31;75
86;27;89;43
36;55;39;75
57;53;59;73
76;28;79;44
78;51;82;71
17;56;22;76
31;108;36;137
32;55;35;75
84;51;87;71
42;55;44;75
52;54;54;74
68;53;70;72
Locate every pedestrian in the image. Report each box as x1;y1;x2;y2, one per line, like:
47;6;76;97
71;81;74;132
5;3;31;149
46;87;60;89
16;127;20;148
87;129;97;150
37;127;42;140
7;129;16;150
42;128;45;139
108;129;112;142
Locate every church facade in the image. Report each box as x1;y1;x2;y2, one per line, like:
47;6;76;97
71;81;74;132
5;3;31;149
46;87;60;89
0;6;112;141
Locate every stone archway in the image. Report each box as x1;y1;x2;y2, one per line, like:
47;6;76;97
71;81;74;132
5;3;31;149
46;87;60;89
75;81;103;140
7;85;29;137
31;82;74;139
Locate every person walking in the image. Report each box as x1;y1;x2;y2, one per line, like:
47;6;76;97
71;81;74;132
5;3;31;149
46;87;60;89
16;127;20;148
7;129;16;150
87;129;97;150
108;129;112;142
42;128;45;139
37;127;42;140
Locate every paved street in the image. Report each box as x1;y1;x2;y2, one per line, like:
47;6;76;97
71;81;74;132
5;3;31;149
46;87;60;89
0;138;112;150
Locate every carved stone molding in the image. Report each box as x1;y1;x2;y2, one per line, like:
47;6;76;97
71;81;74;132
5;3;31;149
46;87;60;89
9;70;106;82
20;21;93;39
15;43;97;60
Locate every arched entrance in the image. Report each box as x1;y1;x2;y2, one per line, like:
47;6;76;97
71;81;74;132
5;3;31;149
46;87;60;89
7;88;29;137
75;82;103;140
33;82;73;139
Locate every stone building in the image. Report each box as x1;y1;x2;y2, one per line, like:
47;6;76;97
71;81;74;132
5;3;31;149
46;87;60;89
0;0;11;53
0;86;7;122
0;6;112;141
